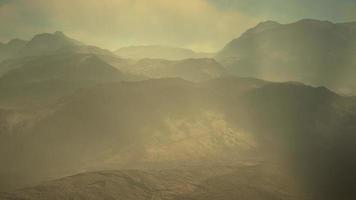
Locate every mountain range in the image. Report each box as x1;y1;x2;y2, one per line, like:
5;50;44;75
0;31;226;108
2;19;356;94
0;19;356;200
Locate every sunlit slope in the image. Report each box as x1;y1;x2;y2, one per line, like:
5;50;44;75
1;77;355;199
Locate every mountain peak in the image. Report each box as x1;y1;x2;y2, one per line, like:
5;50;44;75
245;20;281;35
54;31;65;36
21;31;84;56
293;18;334;29
257;20;280;26
217;18;356;94
29;31;83;46
7;38;27;45
296;18;332;24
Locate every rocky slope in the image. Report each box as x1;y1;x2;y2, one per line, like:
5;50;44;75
0;77;355;199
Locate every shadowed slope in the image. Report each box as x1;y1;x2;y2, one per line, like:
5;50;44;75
217;19;356;94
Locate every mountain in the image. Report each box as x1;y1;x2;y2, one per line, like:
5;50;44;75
0;44;225;108
0;54;121;84
0;32;224;84
0;53;138;108
0;31;113;61
54;45;116;56
115;45;214;60
19;31;83;57
1;25;356;200
0;55;225;107
0;39;28;61
216;19;356;94
0;56;35;76
117;58;227;81
1;77;356;199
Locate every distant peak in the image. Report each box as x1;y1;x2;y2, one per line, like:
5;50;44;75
296;18;331;23
244;20;281;35
254;20;281;30
292;19;335;29
54;31;66;36
7;38;27;45
31;31;69;41
294;18;334;26
28;31;84;47
257;20;281;26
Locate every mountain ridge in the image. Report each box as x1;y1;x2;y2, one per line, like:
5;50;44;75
216;18;356;94
0;31;115;61
115;45;214;60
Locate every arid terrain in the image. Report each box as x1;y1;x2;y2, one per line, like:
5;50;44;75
0;11;356;200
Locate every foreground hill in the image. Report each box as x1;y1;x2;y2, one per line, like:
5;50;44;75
115;45;214;60
216;19;356;94
1;77;355;199
0;163;308;200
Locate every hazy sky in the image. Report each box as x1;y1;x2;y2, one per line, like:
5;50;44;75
1;0;356;51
